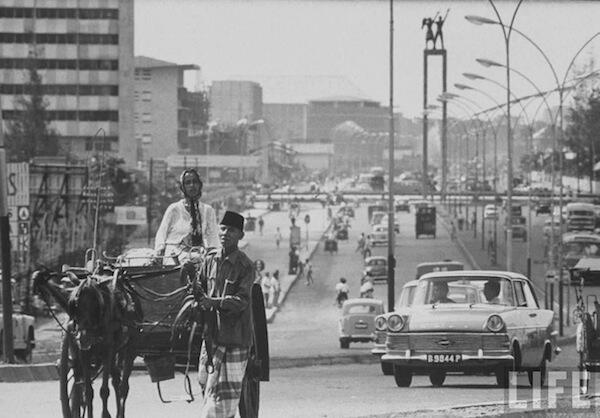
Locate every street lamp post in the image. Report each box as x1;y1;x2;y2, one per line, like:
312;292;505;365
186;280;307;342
466;0;525;271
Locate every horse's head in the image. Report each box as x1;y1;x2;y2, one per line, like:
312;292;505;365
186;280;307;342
68;277;107;350
32;269;54;295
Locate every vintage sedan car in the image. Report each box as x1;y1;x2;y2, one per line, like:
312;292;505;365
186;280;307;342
562;232;600;269
339;298;384;349
380;271;558;388
372;277;478;376
370;224;389;246
395;199;410;212
0;307;35;363
363;256;388;282
484;204;498;220
415;260;464;279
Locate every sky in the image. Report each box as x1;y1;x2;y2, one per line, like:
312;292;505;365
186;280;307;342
134;0;600;119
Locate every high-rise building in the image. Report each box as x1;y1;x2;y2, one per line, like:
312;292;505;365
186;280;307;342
134;56;201;163
0;0;135;165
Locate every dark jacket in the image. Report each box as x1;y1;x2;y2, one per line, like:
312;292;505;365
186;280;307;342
200;248;254;347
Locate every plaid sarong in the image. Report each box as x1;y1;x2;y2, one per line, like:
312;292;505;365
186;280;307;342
198;343;249;418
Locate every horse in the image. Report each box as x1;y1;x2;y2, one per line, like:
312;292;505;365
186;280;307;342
34;268;142;418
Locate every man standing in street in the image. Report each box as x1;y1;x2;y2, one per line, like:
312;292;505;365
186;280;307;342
195;211;255;418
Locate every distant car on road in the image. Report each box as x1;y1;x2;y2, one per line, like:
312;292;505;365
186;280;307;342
561;232;600;269
484;204;498;220
395;199;410;212
0;306;35;363
362;256;388;283
415;260;464;279
535;201;552;215
338;298;384;349
370;224;389;246
380;270;559;388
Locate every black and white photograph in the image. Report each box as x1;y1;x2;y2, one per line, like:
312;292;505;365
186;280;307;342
1;1;600;417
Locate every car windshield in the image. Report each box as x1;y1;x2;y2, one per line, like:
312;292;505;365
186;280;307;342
563;241;600;257
346;304;379;314
413;276;515;306
398;285;416;307
369;259;386;266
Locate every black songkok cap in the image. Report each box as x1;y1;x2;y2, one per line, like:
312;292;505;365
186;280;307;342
220;210;245;231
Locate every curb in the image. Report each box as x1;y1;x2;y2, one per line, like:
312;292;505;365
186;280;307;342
266;218;335;323
0;362;58;382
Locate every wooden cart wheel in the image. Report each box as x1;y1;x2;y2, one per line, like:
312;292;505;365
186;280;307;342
60;331;85;418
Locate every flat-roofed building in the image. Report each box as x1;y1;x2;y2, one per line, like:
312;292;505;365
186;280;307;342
0;0;135;165
134;55;201;163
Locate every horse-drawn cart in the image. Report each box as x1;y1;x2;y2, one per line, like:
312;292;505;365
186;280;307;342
34;246;268;418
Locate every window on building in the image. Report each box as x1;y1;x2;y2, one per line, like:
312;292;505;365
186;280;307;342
142;91;152;102
142;113;151;123
141;134;152;144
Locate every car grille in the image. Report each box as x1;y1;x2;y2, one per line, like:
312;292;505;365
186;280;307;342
482;334;510;350
386;333;509;353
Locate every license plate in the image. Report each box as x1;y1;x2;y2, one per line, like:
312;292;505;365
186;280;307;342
427;353;462;364
354;323;368;329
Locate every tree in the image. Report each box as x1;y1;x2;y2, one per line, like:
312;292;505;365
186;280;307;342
565;87;600;188
5;54;59;162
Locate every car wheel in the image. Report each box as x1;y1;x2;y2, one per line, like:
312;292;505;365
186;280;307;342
381;361;394;376
340;339;350;349
528;358;547;387
429;371;446;387
393;366;412;387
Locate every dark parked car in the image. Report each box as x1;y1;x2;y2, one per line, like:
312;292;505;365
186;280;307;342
536;201;551;215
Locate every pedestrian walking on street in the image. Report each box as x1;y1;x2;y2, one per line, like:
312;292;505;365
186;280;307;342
450;220;457;241
335;277;350;307
275;227;282;249
258;216;265;236
297;257;305;281
193;211;257;418
261;272;271;308
356;232;366;253
269;270;281;308
305;259;313;286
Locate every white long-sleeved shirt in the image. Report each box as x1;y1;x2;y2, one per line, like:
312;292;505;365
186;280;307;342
154;199;220;254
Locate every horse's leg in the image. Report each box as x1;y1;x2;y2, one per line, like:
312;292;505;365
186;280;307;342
100;348;113;418
117;349;136;418
81;351;95;418
111;355;122;417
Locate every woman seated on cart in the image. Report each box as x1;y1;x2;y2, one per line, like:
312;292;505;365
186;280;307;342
154;169;220;265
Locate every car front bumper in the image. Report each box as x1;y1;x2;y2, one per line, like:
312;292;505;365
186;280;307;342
381;350;514;371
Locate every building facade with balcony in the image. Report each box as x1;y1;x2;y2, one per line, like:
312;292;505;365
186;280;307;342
133;55;201;163
0;0;135;165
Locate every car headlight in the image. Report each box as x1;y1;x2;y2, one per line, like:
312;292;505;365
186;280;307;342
387;314;405;332
375;316;387;331
486;315;505;333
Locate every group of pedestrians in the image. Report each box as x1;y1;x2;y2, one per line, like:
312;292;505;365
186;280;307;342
260;269;281;309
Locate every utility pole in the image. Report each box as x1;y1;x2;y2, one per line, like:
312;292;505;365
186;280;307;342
0;123;15;363
387;0;396;312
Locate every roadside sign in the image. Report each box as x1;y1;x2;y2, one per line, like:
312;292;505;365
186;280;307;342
304;214;311;224
115;206;147;225
17;206;30;221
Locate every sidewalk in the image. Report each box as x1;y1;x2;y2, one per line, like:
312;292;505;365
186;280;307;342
240;203;332;323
